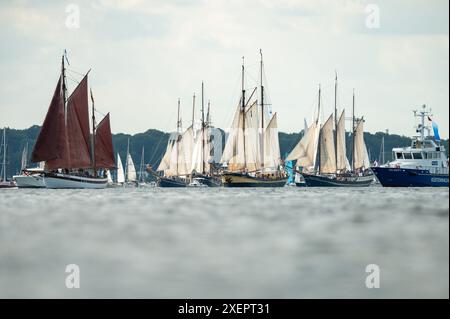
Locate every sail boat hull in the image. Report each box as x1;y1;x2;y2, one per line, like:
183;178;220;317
302;173;374;187
221;172;287;187
13;174;46;188
158;176;188;187
44;172;108;189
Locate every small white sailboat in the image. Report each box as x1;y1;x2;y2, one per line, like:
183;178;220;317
13;142;46;188
114;152;125;187
124;139;138;186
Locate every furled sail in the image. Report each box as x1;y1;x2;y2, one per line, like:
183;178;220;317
336;110;350;172
94;113;115;169
126;153;137;182
117;153;125;183
353;120;370;170
285;121;319;169
319;115;336;174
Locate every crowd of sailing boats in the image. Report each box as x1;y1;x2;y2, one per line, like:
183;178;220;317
1;50;448;189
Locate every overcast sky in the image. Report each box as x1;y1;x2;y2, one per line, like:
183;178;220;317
0;0;448;138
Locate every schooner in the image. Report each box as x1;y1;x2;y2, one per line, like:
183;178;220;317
286;75;373;187
31;53;116;189
220;51;287;187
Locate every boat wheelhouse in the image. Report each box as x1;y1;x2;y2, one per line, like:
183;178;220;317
371;105;449;187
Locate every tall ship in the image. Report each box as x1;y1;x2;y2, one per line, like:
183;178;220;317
152;99;191;187
371;105;449;187
286;75;373;187
220;51;287;187
190;83;222;187
31;53;116;189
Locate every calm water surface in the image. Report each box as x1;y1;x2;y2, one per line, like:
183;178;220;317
0;187;448;298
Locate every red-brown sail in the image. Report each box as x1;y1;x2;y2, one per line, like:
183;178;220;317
65;75;92;168
95;113;115;169
31;76;69;168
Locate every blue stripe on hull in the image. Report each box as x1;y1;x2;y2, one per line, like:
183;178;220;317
371;167;449;187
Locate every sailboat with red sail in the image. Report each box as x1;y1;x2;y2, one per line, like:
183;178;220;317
31;54;116;189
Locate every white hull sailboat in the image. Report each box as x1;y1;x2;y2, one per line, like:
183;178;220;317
13;143;46;188
31;53;116;189
44;173;108;189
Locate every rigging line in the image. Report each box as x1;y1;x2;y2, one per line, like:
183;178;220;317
66;68;87;77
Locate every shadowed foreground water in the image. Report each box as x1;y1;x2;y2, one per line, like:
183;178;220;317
0;187;448;298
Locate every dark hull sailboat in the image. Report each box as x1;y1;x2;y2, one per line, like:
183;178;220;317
31;54;116;189
158;176;188;187
302;173;374;187
221;172;287;187
220;51;287;187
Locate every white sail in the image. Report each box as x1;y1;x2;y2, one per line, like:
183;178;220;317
191;126;211;174
353;120;370;170
336;110;350;172
157;139;174;172
21;143;28;170
263;112;281;170
286;121;320;170
221;103;246;171
117;153;125;183
180;126;194;175
244;101;262;171
126;153;137;182
319;115;336;174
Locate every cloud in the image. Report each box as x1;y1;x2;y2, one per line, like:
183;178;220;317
0;0;448;139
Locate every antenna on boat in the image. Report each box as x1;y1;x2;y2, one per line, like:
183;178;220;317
241;56;246;168
334;71;338;173
90;87;97;177
192;93;196;128
260;49;265;169
201;81;205;174
352;89;355;172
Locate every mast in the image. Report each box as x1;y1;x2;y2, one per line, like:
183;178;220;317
334;72;338;173
91;88;97;177
351;89;355;171
192;93;196;127
206;100;211;126
139;146;145;182
2;128;6;182
260;49;264;169
241;56;247;169
176;98;181;176
201;82;205;174
125;138;130;182
316;85;322;174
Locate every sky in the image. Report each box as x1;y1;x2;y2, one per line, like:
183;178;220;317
0;0;448;138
